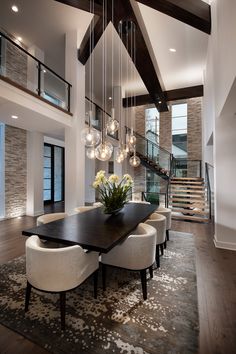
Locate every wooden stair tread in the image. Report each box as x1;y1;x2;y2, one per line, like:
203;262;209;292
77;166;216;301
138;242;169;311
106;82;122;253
171;208;209;216
170;185;205;190
169;202;208;209
171;193;204;198
172;214;209;222
170;189;205;194
172;177;203;181
170;181;204;185
170;198;207;203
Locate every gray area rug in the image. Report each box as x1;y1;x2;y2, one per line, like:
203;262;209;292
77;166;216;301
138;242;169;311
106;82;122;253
0;231;199;354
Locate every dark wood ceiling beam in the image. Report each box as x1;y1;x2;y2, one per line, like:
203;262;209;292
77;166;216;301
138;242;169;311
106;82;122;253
54;0;103;16
136;0;211;34
113;0;168;112
123;85;204;107
78;16;105;65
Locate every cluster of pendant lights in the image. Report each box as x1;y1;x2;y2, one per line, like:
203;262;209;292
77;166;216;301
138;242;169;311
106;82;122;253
81;0;140;167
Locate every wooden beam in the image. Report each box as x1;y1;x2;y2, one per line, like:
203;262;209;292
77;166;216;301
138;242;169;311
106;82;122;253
123;85;204;107
136;0;211;34
113;0;168;112
78;16;105;65
53;0;103;16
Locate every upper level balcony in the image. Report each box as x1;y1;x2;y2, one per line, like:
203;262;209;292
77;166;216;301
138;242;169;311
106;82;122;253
0;31;72;115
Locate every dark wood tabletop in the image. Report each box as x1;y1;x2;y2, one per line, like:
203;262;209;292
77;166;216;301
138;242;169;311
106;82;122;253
22;203;157;253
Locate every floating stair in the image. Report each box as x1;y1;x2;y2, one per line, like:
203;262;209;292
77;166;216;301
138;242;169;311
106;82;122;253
169;177;209;222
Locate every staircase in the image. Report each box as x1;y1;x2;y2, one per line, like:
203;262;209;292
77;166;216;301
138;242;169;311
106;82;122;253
169;177;209;222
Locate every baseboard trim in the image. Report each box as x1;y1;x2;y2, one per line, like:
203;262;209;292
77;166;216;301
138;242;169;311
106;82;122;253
214;236;236;251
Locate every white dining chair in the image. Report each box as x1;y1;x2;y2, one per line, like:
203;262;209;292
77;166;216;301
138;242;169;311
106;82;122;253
128;200;151;204
101;223;156;300
74;206;98;213
25;235;99;330
93;202;103;207
145;213;166;268
155;207;172;243
36;212;68;226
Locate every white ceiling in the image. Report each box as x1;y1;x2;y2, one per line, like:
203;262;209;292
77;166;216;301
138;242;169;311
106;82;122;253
0;0;210;133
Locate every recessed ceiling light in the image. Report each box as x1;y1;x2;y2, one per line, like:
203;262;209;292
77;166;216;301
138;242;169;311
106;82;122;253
11;115;18;119
158;100;162;104
169;48;176;52
11;5;19;12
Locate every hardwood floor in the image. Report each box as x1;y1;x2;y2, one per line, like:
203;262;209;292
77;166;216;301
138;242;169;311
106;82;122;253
0;212;235;354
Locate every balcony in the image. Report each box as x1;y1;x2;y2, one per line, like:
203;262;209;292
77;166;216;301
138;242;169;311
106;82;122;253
0;31;72;115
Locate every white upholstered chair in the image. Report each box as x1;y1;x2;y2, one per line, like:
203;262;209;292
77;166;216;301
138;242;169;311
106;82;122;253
101;223;157;300
145;213;166;267
36;212;68;226
25;235;99;330
155;207;172;242
74;206;98;213
128;200;151;204
93;202;103;207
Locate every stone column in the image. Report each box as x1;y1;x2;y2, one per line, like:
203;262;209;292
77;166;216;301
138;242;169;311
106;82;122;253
26;131;44;216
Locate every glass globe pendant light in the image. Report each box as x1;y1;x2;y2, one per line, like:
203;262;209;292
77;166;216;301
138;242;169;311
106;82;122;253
129;147;141;167
107;108;119;135
81;112;101;147
86;146;96;159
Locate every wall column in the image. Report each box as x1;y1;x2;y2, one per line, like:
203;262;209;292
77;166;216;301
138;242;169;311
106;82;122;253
26;131;44;216
64;31;85;213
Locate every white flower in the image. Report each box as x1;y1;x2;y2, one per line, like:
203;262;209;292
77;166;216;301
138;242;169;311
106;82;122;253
109;174;119;183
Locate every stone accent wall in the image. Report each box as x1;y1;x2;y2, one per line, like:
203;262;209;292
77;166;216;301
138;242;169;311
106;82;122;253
187;97;202;160
5;125;27;218
5;41;27;87
159;110;172;153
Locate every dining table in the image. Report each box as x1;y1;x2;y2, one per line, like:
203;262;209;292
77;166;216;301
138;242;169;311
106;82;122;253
22;203;158;253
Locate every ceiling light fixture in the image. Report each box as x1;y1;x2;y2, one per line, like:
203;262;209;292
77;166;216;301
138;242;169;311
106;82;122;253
11;5;19;12
169;48;176;52
11;115;18;119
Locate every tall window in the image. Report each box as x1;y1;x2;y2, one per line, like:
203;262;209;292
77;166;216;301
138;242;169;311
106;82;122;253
145;107;160;144
0;123;5;218
43;144;64;203
172;103;187;158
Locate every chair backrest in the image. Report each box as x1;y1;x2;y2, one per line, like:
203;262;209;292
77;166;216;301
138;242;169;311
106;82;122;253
101;223;156;270
155;207;171;229
74;206;98;213
128;200;151;204
36;212;68;226
145;213;166;244
93;202;103;207
25;235;98;292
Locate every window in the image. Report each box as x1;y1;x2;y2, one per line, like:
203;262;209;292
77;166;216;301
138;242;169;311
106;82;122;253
172;103;187;158
43;144;64;203
145;107;160;144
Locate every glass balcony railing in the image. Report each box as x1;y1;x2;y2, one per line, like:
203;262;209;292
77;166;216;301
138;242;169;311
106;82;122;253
0;31;71;113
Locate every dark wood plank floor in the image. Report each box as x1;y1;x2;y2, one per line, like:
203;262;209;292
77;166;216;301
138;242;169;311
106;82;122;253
0;210;236;354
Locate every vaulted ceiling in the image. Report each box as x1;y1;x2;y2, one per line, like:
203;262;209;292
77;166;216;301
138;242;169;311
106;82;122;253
0;0;211;113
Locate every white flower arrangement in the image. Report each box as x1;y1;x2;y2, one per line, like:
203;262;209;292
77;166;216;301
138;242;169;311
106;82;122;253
93;170;133;213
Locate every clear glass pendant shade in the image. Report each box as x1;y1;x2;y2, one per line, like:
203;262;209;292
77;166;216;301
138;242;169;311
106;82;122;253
115;146;127;163
106;108;119;135
129;134;136;146
81;127;101;147
129;154;141;167
86;147;96;159
95;141;113;161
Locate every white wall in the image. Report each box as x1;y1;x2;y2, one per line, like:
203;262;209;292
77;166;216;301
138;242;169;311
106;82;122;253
203;0;236;250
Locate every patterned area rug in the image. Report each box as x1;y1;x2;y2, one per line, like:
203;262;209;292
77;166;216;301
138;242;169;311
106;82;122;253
0;231;198;354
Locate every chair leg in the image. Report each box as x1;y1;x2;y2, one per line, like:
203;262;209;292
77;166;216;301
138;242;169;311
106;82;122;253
25;281;32;312
149;265;153;279
102;264;106;291
166;229;169;241
93;269;98;299
160;243;164;256
60;292;66;330
140;269;147;300
164;240;167;249
156;244;160;268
